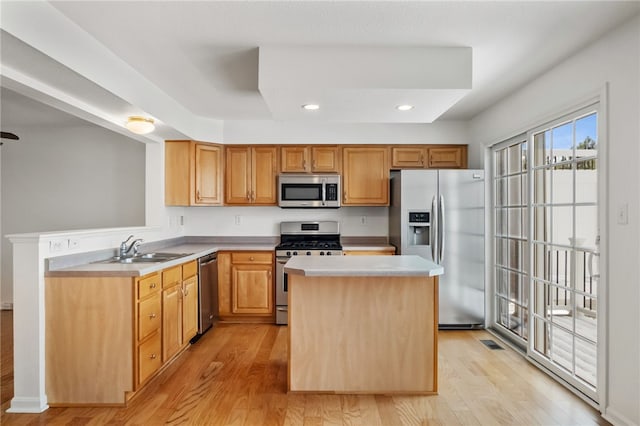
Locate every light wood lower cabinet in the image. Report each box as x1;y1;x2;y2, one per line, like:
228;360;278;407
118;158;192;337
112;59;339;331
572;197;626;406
45;260;198;406
162;261;199;363
217;251;274;323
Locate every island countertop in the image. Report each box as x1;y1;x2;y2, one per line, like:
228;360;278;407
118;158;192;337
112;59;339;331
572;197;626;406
284;254;443;277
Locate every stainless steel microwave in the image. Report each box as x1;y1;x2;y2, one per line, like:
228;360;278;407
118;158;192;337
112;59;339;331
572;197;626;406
278;174;341;208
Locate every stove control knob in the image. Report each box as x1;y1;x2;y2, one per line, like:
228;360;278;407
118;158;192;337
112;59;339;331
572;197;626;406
293;251;298;256
327;252;332;256
320;251;325;256
286;251;291;256
306;251;311;256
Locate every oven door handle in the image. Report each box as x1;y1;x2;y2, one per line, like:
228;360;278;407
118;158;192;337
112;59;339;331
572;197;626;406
321;179;327;206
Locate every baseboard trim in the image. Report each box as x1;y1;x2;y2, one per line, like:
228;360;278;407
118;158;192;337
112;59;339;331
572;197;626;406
602;406;638;426
6;396;49;413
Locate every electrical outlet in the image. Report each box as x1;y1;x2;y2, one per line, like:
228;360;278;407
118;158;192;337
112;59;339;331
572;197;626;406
179;215;184;226
360;216;367;225
235;215;242;225
68;239;79;249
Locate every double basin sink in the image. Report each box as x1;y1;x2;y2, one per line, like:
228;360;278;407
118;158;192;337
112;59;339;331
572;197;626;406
97;252;189;264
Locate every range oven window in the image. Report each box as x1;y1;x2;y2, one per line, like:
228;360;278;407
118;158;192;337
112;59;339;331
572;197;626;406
281;184;322;201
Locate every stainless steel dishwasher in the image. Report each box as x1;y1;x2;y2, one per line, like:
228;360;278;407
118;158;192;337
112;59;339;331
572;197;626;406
192;252;218;342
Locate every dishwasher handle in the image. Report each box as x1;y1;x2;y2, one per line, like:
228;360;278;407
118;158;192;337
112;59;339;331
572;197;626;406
200;258;217;266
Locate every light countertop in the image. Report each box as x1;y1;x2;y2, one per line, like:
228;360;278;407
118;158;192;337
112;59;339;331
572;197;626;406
46;242;275;277
284;254;443;277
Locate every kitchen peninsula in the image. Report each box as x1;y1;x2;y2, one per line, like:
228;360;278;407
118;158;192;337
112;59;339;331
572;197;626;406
284;255;443;394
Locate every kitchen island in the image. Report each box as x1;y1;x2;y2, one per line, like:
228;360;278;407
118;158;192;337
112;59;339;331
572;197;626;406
284;255;443;394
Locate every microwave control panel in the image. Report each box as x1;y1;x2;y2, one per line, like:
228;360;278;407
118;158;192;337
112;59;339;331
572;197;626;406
326;184;338;201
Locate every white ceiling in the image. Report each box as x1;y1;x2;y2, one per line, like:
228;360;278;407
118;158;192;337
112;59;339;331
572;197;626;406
1;1;639;139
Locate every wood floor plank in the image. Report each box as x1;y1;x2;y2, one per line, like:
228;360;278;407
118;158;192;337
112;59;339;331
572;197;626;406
0;311;608;426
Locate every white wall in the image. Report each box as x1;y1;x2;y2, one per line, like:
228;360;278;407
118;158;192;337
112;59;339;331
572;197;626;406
1;120;146;306
223;120;481;166
183;206;388;237
470;15;640;426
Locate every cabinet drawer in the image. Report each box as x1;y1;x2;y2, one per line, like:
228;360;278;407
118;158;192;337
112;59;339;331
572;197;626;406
138;332;162;385
182;260;198;279
137;274;160;299
231;252;272;264
138;292;161;340
162;265;182;289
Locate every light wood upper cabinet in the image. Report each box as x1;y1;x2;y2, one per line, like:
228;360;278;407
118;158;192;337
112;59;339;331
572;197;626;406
391;145;468;169
342;146;389;206
427;146;468;169
280;146;309;173
165;140;223;206
280;145;340;173
164;140;224;206
225;146;278;205
217;251;274;322
391;146;427;168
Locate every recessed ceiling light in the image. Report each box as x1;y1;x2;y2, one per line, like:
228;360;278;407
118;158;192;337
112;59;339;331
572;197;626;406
396;105;414;111
302;104;320;111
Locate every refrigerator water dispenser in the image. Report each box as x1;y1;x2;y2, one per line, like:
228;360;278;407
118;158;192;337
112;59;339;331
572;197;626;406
408;211;430;246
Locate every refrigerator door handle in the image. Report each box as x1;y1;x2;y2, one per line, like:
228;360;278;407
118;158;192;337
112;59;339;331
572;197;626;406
431;195;437;261
438;194;445;263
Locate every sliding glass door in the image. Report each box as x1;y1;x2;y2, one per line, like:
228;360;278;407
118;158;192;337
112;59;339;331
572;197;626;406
491;104;600;402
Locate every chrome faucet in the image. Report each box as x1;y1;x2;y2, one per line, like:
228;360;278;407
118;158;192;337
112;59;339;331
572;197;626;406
119;235;144;258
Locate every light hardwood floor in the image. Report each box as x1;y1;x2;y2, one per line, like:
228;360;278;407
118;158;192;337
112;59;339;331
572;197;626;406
0;310;607;425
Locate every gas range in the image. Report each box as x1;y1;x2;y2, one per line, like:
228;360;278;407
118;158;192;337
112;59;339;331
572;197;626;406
275;221;342;257
275;221;342;325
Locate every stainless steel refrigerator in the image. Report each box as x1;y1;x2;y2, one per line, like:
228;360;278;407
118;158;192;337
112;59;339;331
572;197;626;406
389;169;485;328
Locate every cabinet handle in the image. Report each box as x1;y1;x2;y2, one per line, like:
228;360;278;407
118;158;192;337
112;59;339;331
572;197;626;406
196;190;201;200
303;160;307;171
148;313;156;319
420;155;424;165
312;160;317;169
184;287;189;297
249;256;255;261
251;191;255;201
150;354;157;360
150;283;157;289
246;191;251;201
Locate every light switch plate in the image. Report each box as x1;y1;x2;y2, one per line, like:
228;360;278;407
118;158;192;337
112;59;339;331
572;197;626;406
617;204;628;225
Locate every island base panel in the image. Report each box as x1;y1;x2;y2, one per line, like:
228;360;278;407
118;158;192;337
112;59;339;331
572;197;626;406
288;275;437;394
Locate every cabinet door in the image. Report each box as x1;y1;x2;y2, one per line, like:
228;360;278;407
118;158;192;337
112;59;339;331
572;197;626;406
427;146;467;169
391;146;427;168
280;146;309;173
311;146;340;173
182;276;199;344
194;143;223;205
162;284;182;362
231;264;273;315
342;147;389;206
252;146;278;205
225;146;252;204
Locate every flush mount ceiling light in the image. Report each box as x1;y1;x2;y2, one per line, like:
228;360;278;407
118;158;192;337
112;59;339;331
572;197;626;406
125;116;155;134
396;105;414;111
302;104;320;111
